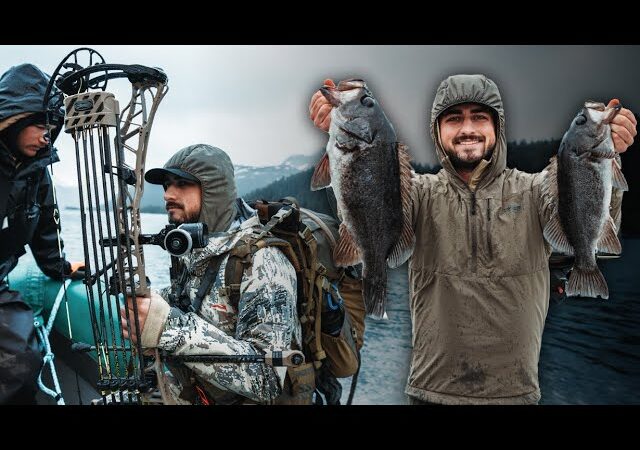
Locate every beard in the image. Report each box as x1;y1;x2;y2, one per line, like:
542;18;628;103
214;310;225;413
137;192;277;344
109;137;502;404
167;207;199;225
446;146;494;171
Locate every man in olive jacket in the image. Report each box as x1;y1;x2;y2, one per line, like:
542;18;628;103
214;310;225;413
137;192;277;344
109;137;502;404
309;74;637;404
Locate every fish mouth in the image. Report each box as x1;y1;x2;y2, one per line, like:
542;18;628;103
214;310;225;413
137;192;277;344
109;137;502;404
321;79;370;107
336;79;366;91
320;87;341;107
584;101;606;111
603;102;622;124
321;79;368;106
584;99;622;125
582;100;621;158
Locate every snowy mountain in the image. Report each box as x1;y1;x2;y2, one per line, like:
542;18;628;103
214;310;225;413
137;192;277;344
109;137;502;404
234;153;318;196
54;153;322;211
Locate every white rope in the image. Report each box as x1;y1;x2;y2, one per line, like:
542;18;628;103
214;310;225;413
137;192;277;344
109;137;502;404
34;280;71;405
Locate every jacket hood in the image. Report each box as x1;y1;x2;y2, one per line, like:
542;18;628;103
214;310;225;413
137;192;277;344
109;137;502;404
161;144;237;233
429;74;507;190
0;64;64;144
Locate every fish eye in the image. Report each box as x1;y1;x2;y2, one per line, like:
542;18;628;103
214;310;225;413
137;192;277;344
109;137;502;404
361;96;375;107
575;114;587;126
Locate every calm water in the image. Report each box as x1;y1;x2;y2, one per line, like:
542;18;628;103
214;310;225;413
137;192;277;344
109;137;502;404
25;209;640;404
347;240;640;405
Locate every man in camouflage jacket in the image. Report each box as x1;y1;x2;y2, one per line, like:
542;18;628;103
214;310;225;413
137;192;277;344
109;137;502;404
120;144;301;404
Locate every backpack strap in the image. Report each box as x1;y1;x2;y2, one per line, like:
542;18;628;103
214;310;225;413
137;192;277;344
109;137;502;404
189;254;226;314
298;224;327;368
300;207;336;247
252;206;294;240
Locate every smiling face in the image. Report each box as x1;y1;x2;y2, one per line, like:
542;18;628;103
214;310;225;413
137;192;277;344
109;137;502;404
438;102;496;171
162;174;202;225
16;124;51;158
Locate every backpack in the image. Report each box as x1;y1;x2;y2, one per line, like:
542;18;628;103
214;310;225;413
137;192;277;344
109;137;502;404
225;199;366;404
169;199;366;405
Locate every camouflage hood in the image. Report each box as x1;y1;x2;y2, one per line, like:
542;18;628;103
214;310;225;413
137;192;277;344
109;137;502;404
430;74;507;190
161;144;237;233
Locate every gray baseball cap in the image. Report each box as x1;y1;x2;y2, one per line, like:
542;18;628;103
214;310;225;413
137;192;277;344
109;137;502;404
145;167;200;185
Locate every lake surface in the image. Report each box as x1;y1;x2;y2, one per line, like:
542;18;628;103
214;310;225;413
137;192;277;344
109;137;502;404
24;209;640;404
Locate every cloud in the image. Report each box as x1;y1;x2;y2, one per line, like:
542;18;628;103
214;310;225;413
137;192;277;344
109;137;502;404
2;44;638;187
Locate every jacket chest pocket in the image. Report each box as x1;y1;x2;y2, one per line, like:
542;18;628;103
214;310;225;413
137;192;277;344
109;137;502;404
189;267;236;334
7;176;41;233
7;203;41;246
490;193;537;275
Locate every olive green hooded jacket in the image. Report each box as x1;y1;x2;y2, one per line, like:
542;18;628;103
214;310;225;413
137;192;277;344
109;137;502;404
405;74;623;404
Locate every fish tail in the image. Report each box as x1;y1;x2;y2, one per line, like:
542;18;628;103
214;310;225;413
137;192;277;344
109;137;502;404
567;266;609;299
363;274;387;319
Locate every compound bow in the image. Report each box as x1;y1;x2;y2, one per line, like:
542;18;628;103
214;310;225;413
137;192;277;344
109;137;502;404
44;47;168;404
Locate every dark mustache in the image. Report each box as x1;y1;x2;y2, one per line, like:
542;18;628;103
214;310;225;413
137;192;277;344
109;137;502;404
166;202;183;210
453;134;484;144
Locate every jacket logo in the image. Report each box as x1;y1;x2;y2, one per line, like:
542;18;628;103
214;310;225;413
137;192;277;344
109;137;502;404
503;203;521;213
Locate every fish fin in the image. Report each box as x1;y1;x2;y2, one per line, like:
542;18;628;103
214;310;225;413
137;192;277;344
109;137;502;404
611;157;629;191
334;223;361;266
310;152;331;191
363;276;387;320
597;216;622;254
543;211;574;255
540;155;559;200
567;267;609;299
388;142;416;268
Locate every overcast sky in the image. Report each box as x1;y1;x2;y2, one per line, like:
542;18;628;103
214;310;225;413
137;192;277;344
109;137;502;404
1;45;639;187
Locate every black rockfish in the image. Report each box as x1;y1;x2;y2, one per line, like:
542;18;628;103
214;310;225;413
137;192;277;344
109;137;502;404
543;100;628;299
311;79;415;318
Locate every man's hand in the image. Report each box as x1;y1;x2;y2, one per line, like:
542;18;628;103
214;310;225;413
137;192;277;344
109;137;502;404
309;78;335;132
69;261;85;281
120;294;152;345
608;99;637;153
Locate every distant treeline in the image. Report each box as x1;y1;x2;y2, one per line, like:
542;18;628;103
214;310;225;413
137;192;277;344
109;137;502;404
503;136;640;236
246;130;640;235
245;169;336;216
